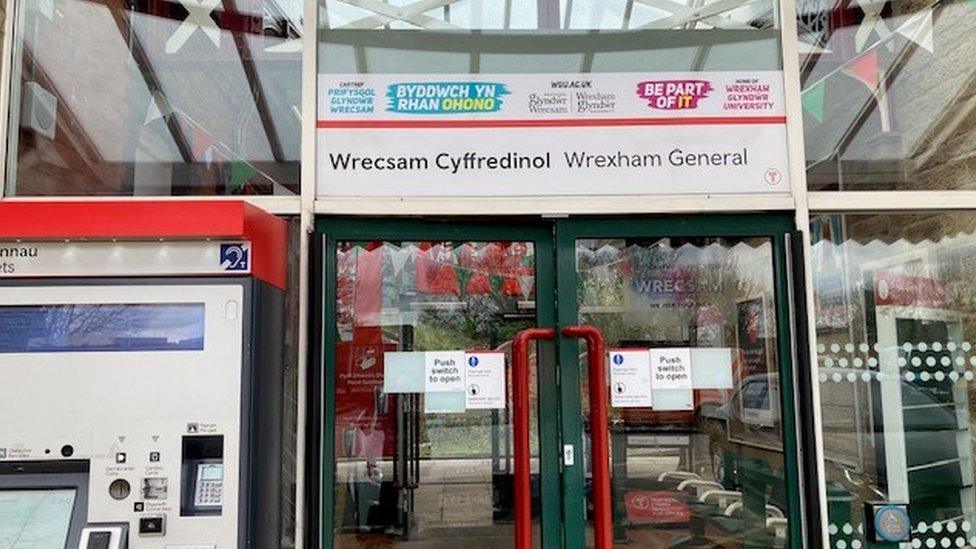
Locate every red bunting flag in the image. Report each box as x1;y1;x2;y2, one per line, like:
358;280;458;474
190;126;216;160
843;47;879;91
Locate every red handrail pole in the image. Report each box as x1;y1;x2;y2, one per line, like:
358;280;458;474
511;328;556;549
562;325;612;549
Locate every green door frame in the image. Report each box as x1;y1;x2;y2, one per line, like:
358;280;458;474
315;217;563;549
553;214;803;549
314;214;804;548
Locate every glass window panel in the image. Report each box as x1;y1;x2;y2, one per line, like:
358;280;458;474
575;236;790;547
811;212;976;546
6;1;301;196
797;0;976;191
318;0;780;76
0;3;5;80
331;240;543;548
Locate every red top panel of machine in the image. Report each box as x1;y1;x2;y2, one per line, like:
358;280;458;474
0;201;287;290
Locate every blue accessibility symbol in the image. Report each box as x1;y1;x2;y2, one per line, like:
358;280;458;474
612;354;624;365
220;243;250;271
468;356;479;367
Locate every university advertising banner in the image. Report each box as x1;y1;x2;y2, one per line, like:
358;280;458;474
317;72;790;196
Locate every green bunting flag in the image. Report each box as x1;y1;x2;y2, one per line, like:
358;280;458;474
801;81;826;123
228;160;257;194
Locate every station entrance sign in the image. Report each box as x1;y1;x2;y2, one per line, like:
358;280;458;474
317;71;790;196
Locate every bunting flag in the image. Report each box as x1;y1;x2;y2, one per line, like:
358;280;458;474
352;246;383;328
228;160;258;194
852;0;892;51
389;247;411;280
801;81;826;123
144;95;167;125
190;126;216;160
798;3;937;127
518;275;534;299
843;47;879;91
415;243;460;296
894;8;934;52
489;274;504;295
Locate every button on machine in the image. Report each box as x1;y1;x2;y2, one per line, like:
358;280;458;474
108;479;131;501
138;514;165;536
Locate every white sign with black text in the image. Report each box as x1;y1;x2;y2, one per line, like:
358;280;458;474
464;352;506;409
609;350;653;408
0;241;252;278
317;71;789;196
650;348;693;389
424;351;466;393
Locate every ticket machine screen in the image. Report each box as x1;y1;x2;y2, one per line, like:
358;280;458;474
0;488;76;548
0;303;205;353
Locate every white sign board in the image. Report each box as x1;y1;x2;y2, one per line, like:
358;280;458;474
650;348;694;411
424;392;466;414
0;241;252;278
465;353;506;409
650;348;693;389
383;352;425;393
690;348;734;389
424;351;466;393
608;350;653;408
317;71;789;196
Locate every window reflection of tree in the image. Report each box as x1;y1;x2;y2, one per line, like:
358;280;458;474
410;242;535;459
43;304;134;347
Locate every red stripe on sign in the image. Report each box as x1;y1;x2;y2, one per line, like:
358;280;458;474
316;116;786;129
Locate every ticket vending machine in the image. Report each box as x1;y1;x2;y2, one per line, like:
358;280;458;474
0;201;286;549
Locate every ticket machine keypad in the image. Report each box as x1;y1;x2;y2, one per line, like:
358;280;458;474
193;462;224;508
195;481;223;506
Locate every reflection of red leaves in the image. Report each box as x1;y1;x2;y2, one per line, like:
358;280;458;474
457;242;532;296
337;241;535;298
502;277;521;296
416;244;459;295
467;274;491;295
619;256;633;277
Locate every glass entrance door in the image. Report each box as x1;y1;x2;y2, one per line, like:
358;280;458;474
555;217;803;548
318;220;561;549
317;215;805;548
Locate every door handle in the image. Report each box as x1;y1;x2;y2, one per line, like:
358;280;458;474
562;325;612;549
512;328;556;549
